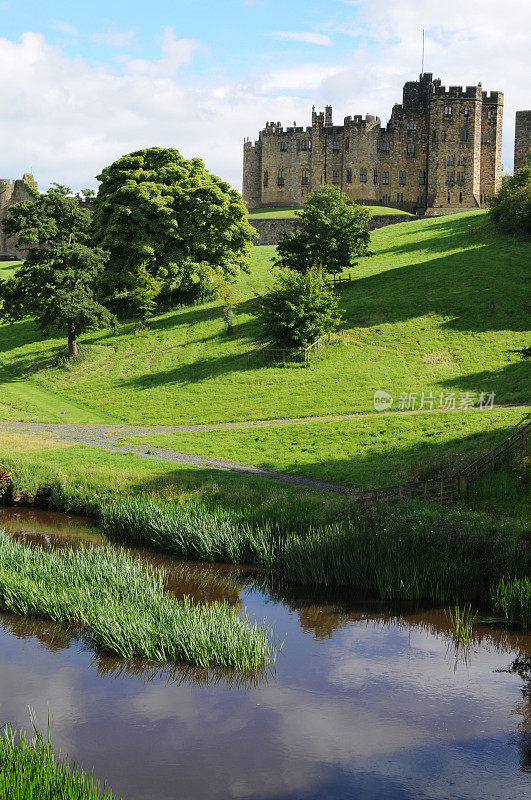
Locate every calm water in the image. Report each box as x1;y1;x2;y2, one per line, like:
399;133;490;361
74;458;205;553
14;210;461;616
0;507;529;800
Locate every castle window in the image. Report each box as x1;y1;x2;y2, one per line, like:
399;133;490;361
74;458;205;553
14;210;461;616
398;169;406;186
446;171;455;186
373;169;378;184
441;131;446;142
447;192;451;204
346;168;352;184
345;138;349;152
382;171;389;185
487;110;492;120
459;129;468;142
433;131;438;142
459;191;463;203
301;169;309;186
419;170;426;186
481;132;490;143
277;169;285;186
300;139;308;151
464;106;469;116
360;168;367;183
444;106;452;116
263;171;268;188
382;141;390;152
446;155;454;167
406;122;417;130
280;141;288;152
407;143;415;155
332;170;340;185
332;140;340;151
457;155;465;166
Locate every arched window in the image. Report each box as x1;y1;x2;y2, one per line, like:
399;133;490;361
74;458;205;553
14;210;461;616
382;141;390;152
301;169;309;186
360;168;367;183
444;105;452;116
332;140;340;151
277;169;285;187
407;143;415;155
301;139;308;151
332;170;340;185
382;171;389;185
280;141;287;152
398;169;406;186
263;171;268;188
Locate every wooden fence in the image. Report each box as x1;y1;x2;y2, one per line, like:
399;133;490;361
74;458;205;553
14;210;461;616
245;331;341;364
340;413;530;511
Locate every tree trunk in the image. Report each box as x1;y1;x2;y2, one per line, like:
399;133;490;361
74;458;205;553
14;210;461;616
67;321;78;358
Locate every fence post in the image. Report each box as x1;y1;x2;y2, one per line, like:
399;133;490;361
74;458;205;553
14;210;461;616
328;331;331;343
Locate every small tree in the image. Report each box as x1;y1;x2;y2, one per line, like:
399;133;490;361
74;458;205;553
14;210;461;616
258;268;342;348
489;165;531;236
275;186;371;275
0;185;112;357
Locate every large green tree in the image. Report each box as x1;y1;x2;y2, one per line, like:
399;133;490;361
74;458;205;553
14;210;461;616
275;186;371;275
0;185;112;357
92;147;256;301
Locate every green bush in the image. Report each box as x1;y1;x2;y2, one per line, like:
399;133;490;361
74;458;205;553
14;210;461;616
489;165;531;236
257;267;342;348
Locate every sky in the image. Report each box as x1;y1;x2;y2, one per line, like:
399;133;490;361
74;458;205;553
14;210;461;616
0;0;529;192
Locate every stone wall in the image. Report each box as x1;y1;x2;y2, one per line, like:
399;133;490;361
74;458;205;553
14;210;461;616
243;74;503;215
514;111;531;172
250;214;416;246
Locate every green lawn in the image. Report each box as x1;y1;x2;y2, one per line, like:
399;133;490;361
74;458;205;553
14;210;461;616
0;210;528;427
120;407;526;488
247;205;413;219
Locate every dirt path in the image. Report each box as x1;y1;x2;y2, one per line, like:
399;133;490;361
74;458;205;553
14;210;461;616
0;405;527;496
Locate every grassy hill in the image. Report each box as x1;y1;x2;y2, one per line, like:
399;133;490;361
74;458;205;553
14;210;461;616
0;209;527;427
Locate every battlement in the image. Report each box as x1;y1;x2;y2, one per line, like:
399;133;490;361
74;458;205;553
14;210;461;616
482;91;503;105
344;114;381;130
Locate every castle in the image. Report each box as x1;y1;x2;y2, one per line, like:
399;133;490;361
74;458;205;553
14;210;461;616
0;173;38;258
243;73;506;214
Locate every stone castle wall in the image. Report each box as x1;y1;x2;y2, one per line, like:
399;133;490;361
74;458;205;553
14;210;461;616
0;174;38;258
243;74;504;214
250;213;416;246
514;111;531;172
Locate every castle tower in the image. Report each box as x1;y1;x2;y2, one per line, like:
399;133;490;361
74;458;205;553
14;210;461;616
0;173;38;257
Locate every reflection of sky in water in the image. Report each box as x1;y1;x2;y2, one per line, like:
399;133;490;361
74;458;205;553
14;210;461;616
0;511;529;800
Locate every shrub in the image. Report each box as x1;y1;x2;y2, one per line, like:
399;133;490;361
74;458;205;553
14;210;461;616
257;267;342;348
489;165;531;236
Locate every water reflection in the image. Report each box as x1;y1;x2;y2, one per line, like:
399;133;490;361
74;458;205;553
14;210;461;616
0;507;529;800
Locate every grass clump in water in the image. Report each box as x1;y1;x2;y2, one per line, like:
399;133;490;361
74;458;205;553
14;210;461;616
0;716;121;800
0;535;275;670
446;604;476;643
492;576;531;627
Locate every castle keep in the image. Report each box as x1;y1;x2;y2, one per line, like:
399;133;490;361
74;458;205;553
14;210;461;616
0;173;37;258
243;74;503;213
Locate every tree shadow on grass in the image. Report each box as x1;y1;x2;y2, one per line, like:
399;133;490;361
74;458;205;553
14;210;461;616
338;236;529;334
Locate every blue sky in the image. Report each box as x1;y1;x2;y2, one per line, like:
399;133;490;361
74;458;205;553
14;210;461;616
0;0;528;190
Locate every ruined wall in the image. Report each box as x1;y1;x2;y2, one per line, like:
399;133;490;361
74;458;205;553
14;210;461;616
243;74;504;215
0;174;38;258
514;111;531;172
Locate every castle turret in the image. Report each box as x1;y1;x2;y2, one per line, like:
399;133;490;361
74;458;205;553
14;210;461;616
514;111;531;172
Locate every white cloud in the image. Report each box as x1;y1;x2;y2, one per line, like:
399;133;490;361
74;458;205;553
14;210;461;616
51;20;78;36
92;25;135;48
0;1;528;196
273;31;334;46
